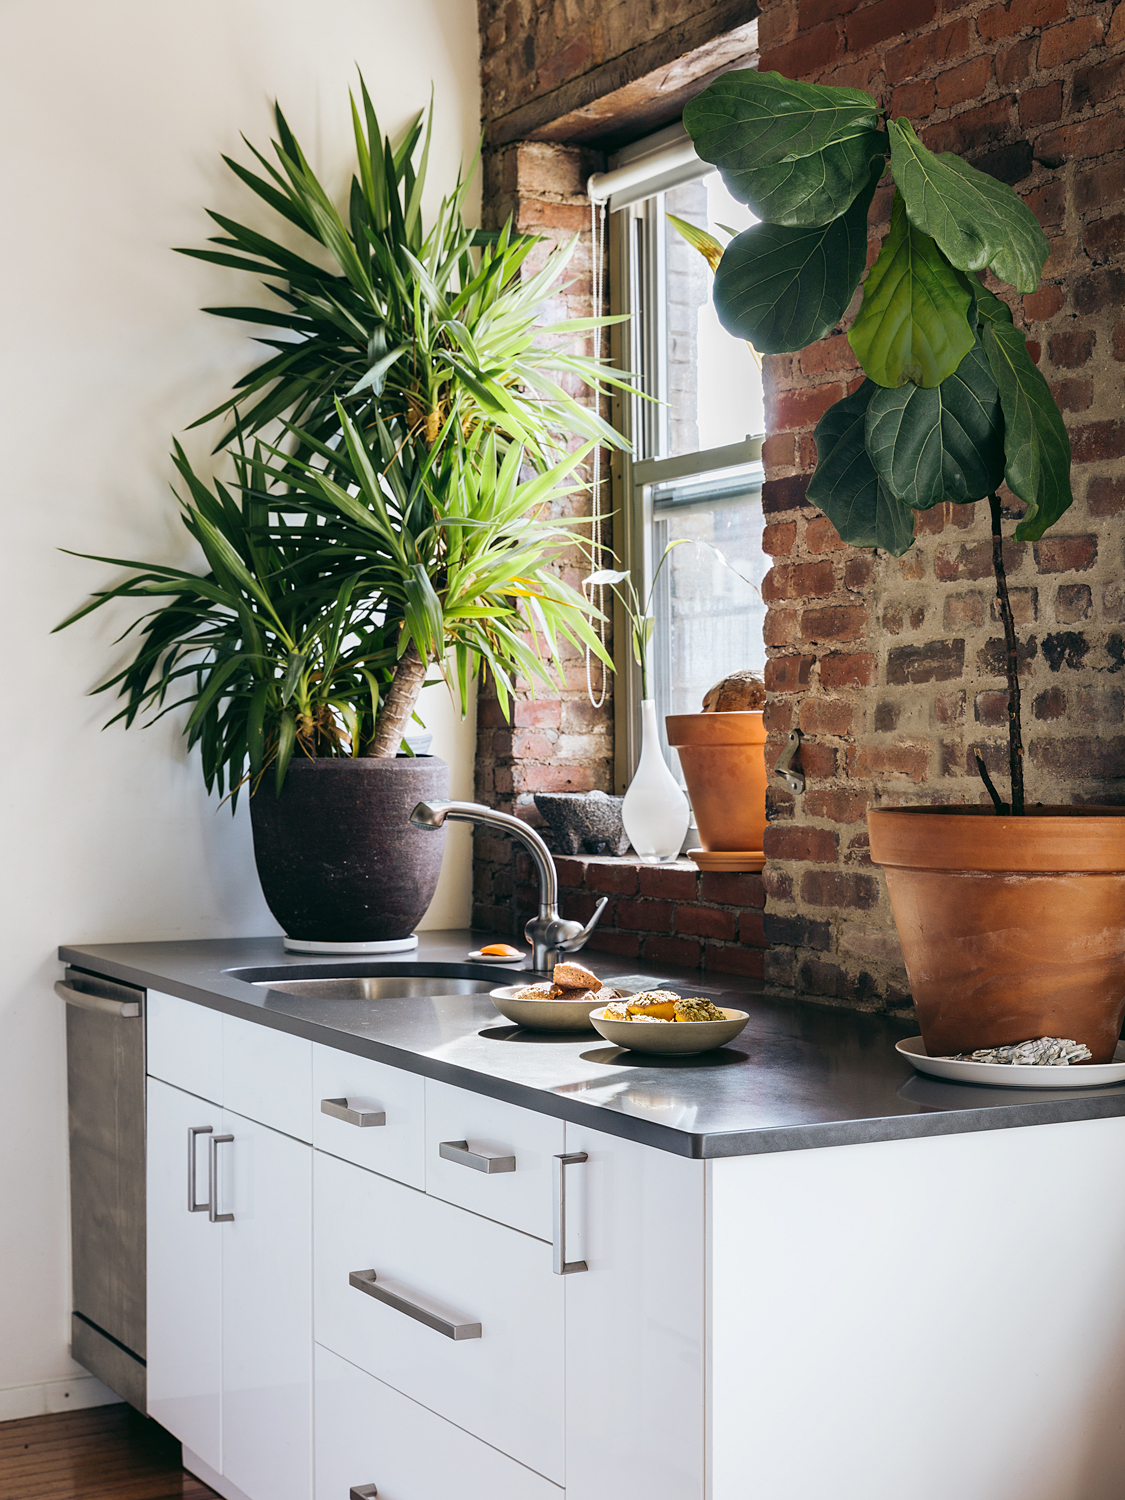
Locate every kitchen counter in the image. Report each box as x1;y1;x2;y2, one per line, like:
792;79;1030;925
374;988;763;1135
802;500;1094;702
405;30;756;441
59;931;1125;1159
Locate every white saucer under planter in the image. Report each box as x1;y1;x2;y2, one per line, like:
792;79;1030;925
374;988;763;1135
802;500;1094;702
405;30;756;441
283;934;420;955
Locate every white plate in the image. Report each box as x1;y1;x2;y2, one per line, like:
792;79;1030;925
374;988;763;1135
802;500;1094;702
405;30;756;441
896;1036;1125;1088
490;984;635;1033
468;949;527;964
590;1005;750;1056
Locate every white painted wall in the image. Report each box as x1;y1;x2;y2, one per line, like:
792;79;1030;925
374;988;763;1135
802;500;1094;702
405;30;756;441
0;0;479;1411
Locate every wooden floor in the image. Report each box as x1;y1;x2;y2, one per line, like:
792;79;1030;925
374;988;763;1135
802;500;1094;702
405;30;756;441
0;1404;218;1500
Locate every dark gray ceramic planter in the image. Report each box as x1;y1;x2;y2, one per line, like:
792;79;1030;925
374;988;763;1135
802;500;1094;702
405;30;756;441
249;756;449;943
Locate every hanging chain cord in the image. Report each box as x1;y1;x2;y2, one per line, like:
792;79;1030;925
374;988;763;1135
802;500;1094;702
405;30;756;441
584;196;609;709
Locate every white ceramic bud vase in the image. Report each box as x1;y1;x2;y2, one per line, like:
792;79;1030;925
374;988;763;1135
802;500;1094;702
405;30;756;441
622;699;690;862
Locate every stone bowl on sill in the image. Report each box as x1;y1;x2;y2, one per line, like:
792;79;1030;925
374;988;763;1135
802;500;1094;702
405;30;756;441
533;790;632;857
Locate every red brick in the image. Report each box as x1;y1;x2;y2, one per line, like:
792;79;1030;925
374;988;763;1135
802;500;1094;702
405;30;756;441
799;333;857;378
1018;81;1062;128
1084;215;1125;265
511;730;554;758
852;744;930;780
1074;52;1125;111
925;99;1013;157
1076;160;1125;216
761;431;798;470
1023;285;1064;321
762;522;796;557
1049;375;1092;411
937;55;994;110
772;381;846;433
845;555;876;591
820;652;877;688
885;17;970;81
1115;323;1125;361
1071;421;1125;464
676;905;738;941
1025;179;1066;229
800;870;880;910
762;825;839;862
1033;686;1067;720
760;22;840;78
978;0;1066;43
764;608;801;648
804;788;871;823
641;934;702;970
996;36;1035;84
615;898;673;933
1037;15;1103;67
935;540;1022;582
1055;584;1092;623
638;865;698;900
974;690;1009;725
1036;116;1125;168
762;560;837;603
739;909;768;948
761;475;811;515
562;890;604;925
765;655;815;693
698;871;766;907
704;944;766;979
846;0;935;50
805;516;849;554
891;78;935;116
798;741;840;780
1033;535;1097;572
586;861;638;895
944;591;986;628
1049;329;1095;367
555;856;586;889
800;606;868;643
536;35;591;92
511;763;595;793
1088;477;1125;516
799;697;855;736
586;929;641;959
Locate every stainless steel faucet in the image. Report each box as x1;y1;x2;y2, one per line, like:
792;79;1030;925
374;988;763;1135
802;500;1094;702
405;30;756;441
409;800;607;973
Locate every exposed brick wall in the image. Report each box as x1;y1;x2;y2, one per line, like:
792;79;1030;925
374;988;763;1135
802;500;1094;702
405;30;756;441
757;0;1125;1013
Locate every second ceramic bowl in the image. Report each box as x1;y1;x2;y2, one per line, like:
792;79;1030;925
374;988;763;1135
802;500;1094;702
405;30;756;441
490;984;635;1033
589;1006;750;1056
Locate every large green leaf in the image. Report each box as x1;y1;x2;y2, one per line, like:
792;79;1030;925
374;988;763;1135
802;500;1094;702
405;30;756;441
888;119;1048;293
865;338;1005;510
848;193;975;388
713;161;879;352
982;320;1073;540
806;382;916;555
708;128;887;227
684;70;881;171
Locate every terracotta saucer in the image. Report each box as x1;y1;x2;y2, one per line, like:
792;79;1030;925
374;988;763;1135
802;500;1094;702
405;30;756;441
686;848;765;872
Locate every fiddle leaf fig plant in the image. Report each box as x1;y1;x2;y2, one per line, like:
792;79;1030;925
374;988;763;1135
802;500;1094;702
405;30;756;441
683;70;1075;816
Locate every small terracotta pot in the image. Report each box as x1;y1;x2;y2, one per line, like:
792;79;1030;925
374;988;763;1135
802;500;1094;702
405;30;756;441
664;711;767;852
869;806;1125;1063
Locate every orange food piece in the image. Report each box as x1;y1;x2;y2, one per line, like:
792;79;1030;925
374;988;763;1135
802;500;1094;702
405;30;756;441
625;990;679;1021
480;943;522;957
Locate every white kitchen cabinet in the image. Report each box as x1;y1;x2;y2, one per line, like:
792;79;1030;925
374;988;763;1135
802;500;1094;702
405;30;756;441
423;1077;564;1239
314;1344;563;1500
223;1012;312;1143
312;1041;425;1188
147;989;222;1103
313;1149;564;1485
147;1077;223;1471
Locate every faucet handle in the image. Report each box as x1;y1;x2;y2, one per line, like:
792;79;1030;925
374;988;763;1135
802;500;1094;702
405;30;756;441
559;896;609;953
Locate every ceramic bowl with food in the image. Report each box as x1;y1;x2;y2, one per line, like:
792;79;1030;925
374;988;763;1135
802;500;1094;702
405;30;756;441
589;993;750;1055
489;981;634;1033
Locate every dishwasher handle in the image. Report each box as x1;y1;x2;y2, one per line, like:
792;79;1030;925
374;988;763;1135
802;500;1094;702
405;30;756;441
55;980;141;1019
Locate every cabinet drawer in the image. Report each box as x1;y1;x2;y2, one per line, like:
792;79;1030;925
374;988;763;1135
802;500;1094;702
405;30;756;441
424;1079;563;1240
147;990;222;1104
312;1043;424;1189
223;1010;312;1141
313;1152;564;1485
314;1343;561;1500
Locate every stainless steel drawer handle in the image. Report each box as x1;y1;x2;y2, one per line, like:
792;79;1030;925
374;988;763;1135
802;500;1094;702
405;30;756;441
350;1487;378;1499
208;1134;234;1223
54;980;140;1019
321;1097;386;1128
349;1269;482;1341
188;1125;212;1213
438;1139;515;1174
553;1152;588;1275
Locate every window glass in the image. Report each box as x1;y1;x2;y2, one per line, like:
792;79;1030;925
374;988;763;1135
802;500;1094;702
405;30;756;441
663;175;763;458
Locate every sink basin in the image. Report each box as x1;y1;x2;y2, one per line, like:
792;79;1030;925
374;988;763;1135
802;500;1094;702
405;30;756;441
230;961;527;1003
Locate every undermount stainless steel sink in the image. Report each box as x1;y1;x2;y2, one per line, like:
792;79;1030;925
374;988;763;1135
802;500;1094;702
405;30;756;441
236;962;526;1003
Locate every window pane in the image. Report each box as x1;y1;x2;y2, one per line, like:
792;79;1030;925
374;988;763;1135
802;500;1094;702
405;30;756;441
650;466;768;778
663;175;763;458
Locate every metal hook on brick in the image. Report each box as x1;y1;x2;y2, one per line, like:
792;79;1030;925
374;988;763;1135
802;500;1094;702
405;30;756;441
774;729;805;795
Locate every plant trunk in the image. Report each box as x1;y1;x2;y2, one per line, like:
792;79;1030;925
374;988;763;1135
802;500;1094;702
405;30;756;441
988;491;1025;815
363;639;427;759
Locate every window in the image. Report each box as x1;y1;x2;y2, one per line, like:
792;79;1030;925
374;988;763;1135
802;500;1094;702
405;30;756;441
598;125;767;789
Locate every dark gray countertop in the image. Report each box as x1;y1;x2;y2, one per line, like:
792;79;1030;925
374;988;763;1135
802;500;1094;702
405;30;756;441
59;931;1125;1159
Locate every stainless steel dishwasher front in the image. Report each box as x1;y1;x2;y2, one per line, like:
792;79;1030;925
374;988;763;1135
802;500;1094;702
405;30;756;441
57;965;147;1411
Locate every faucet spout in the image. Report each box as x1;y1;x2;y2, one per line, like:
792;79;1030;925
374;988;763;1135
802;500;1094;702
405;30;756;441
409;799;603;972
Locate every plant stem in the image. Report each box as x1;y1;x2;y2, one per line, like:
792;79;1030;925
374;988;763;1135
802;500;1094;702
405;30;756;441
987;491;1025;815
363;639;427;758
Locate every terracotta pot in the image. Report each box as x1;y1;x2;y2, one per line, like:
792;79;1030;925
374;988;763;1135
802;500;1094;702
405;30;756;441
868;806;1125;1063
249;756;448;943
664;711;767;852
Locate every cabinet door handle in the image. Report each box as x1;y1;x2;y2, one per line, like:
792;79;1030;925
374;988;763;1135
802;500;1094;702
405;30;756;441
208;1134;234;1223
350;1487;378;1499
55;980;141;1018
553;1152;588;1275
187;1125;212;1212
349;1269;482;1341
438;1139;515;1174
320;1097;386;1128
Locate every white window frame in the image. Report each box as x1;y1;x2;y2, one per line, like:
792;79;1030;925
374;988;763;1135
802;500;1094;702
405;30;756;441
598;125;765;789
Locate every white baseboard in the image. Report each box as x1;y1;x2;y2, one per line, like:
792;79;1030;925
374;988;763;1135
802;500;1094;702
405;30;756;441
0;1370;120;1423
